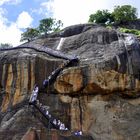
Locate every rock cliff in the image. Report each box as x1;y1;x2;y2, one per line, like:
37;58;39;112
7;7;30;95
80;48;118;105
0;24;140;140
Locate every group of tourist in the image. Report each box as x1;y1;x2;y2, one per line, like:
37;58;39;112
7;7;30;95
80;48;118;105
29;57;82;134
53;119;68;130
74;130;83;136
29;90;83;136
43;60;72;88
44;109;68;130
35;100;68;131
29;86;83;135
29;85;39;103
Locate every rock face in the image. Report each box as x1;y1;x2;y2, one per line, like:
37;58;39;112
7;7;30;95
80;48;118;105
114;19;140;30
0;24;140;140
0;49;62;112
55;27;140;97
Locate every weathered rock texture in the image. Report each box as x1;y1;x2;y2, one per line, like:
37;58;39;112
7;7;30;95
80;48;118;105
55;27;140;97
113;19;140;30
0;49;63;112
0;24;140;140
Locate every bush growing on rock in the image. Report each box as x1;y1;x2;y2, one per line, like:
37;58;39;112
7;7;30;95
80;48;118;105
112;5;138;23
88;10;114;24
119;28;140;36
89;5;138;25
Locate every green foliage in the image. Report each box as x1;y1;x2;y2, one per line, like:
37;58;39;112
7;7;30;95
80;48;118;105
119;28;140;36
88;5;138;25
106;25;113;29
20;18;63;42
39;18;54;35
88;10;114;24
0;43;13;49
112;5;138;23
53;20;63;32
39;18;63;35
20;28;39;42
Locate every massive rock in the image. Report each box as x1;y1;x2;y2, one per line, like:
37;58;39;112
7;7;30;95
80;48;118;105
55;27;140;97
0;24;140;140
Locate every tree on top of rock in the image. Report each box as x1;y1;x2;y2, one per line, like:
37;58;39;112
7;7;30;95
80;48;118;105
38;18;63;35
112;5;138;23
20;28;39;42
53;20;63;32
20;18;63;42
88;5;138;25
88;10;114;24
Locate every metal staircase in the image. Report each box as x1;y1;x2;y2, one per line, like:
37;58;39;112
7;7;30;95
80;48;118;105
29;57;79;130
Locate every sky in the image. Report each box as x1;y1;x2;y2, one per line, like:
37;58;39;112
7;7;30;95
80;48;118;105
0;0;140;47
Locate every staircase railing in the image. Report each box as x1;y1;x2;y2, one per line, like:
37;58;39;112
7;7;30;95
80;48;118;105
29;57;79;130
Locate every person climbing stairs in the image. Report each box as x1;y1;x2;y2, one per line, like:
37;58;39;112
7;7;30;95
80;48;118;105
43;57;78;88
29;56;79;131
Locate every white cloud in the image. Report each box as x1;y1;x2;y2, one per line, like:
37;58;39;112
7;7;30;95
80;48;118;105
0;10;33;46
41;1;53;12
0;8;8;23
42;0;140;27
0;23;22;46
31;1;53;17
0;0;21;6
16;11;33;28
0;0;10;5
43;0;109;27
